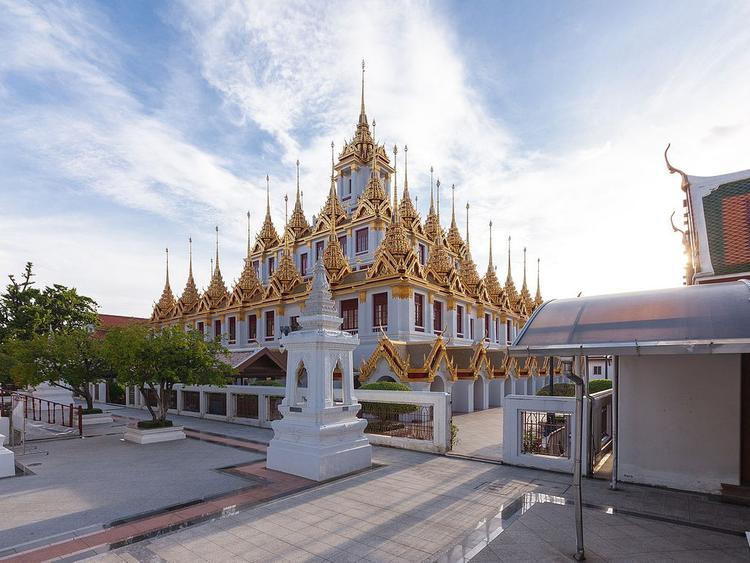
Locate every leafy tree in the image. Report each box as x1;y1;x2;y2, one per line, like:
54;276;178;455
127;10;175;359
0;263;98;343
104;325;234;427
10;329;112;411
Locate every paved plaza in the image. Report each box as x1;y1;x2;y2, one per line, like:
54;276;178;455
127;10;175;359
450;408;503;462
2;407;750;562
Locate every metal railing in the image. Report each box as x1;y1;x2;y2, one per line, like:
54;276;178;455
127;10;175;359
0;390;83;437
359;402;434;441
520;410;570;458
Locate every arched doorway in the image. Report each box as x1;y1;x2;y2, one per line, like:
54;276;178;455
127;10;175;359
473;376;487;410
430;376;445;392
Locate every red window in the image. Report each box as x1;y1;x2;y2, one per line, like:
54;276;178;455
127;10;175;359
300;252;308;276
456;305;464;337
265;311;275;341
338;235;347;254
252;260;259;277
470;318;475;340
214;319;222;339
495;318;500;343
484;313;491;341
506;320;512;344
248;314;257;342
373;292;388;330
414;293;424;330
197;321;204;335
433;301;443;334
268;256;275;276
315;240;325;260
341;298;359;333
355;228;368;253
419;243;426;265
347;178;352;195
228;317;236;344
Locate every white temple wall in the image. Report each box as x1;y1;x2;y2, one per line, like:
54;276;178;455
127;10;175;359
452;380;474;413
488;378;505;407
618;354;741;493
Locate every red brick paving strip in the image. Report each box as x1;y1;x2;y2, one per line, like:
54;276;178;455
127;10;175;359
1;430;308;562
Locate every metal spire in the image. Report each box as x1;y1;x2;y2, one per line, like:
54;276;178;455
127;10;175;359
246;212;251;254
429;166;435;212
452;184;457;226
359;59;366;124
488;221;494;269
392;145;398;217
296;159;301;200
465;202;470;249
214;226;220;272
436;178;441;223
164;247;170;287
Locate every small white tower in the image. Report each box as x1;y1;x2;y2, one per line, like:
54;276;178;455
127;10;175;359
266;260;371;481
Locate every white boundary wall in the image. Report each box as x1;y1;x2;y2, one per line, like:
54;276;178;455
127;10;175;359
126;385;452;453
618;354;741;493
502;394;579;473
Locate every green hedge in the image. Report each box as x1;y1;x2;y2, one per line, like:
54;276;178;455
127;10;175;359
247;378;285;387
81;408;103;415
137;419;174;429
536;379;612;396
360;381;411;391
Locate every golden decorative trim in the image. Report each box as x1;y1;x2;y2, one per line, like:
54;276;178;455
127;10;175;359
392;285;411;299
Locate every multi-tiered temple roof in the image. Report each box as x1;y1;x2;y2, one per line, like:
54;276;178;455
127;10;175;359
151;63;544;328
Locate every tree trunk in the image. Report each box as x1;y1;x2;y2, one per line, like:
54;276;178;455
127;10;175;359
140;385;157;422
158;380;168;423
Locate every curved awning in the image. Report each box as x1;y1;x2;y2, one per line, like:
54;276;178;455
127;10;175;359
510;281;750;356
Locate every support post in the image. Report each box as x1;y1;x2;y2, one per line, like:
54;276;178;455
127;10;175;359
563;358;585;561
610;355;619;490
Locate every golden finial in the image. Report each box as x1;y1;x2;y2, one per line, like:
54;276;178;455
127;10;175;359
429;166;434;211
392;144;398;215
165;247;170;286
523;246;527;287
188;236;193;274
436;178;441;223
265;173;271;214
330;141;335;177
214;226;220;271
403;145;409;191
246;212;251;253
535;257;543;305
488;221;494;268
452;184;457;225
296;159;301;198
360;59;366;122
465;201;470;248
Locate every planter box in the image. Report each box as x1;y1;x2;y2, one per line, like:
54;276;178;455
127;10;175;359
82;413;114;427
123;424;185;444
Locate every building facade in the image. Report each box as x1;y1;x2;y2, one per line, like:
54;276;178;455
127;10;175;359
149;66;546;411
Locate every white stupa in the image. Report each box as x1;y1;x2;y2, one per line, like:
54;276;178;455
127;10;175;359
266;260;371;481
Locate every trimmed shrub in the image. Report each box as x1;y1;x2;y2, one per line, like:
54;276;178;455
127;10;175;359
247;378;285;387
536;379;613;396
137;419;174;429
588;379;613;394
360;381;411;392
81;408;103;415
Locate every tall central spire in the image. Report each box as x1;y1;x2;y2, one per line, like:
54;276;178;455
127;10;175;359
465;202;470;248
178;237;200;312
359;59;367;126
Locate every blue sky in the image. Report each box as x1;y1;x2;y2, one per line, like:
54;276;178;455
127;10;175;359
1;0;749;316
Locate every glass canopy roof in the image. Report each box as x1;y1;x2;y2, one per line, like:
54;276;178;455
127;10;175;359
511;281;750;356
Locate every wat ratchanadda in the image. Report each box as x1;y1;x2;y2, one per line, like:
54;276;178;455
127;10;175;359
149;63;548;413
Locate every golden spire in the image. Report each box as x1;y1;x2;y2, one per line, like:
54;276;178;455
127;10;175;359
504;235;519;306
322;150;350;283
205;226;229;308
424;170;441;243
446;184;465;254
154;247;177;319
359;59;367;127
370;144;420;278
178;237;200;311
465;201;469;247
257;174;281;249
283;192;290;252
392;144;398;216
235;220;263;302
288;160;310;240
399;144;419;228
484;221;506;305
458;203;481;296
534;258;543;307
520;247;534;312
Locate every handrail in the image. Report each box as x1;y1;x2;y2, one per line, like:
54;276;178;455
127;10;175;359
0;390;83;436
